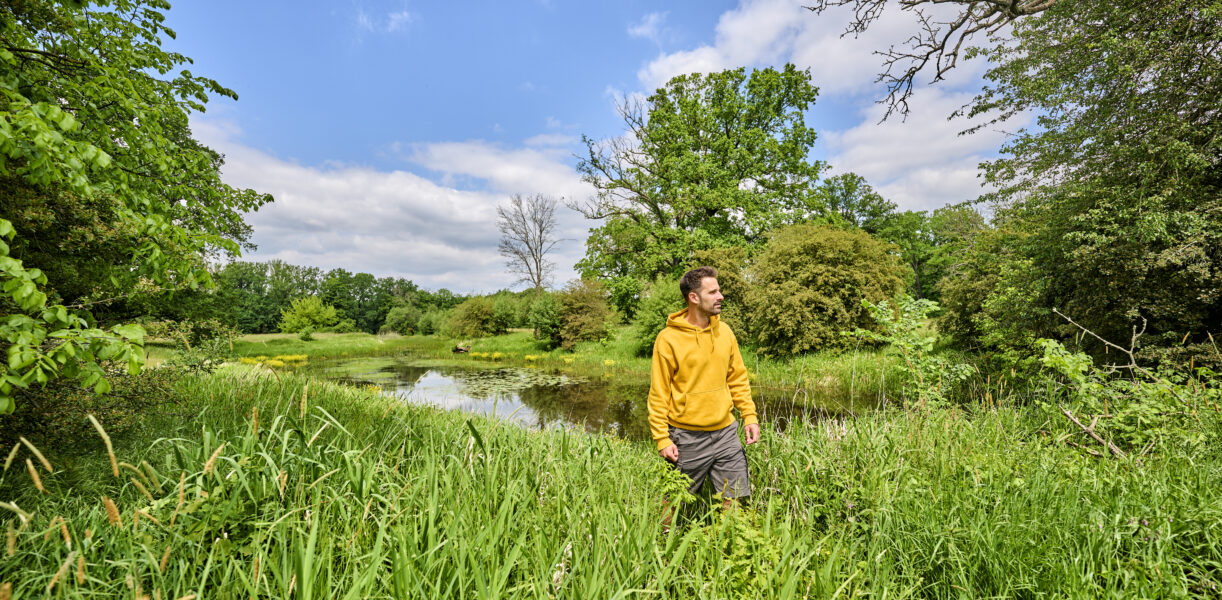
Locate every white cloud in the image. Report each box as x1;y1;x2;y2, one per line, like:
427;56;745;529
523;133;577;147
823;87;1030;211
637;0;980;96
387;10;414;32
628;11;670;45
355;6;415;35
193;119;590;293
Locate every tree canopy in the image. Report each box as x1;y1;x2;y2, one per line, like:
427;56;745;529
0;0;270;412
574;65;828;284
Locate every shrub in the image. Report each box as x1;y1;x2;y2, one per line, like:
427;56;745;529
528;292;562;348
327;318;358;333
848;296;975;407
491;295;519;332
557;279;614;351
605;275;645;320
279;296;339;333
382;305;422;335
745;224;904;356
417;309;447;335
298;326;315;341
444;297;503;338
630;275;683;356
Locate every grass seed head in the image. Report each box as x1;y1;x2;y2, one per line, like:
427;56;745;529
76;554;85;584
25;459;46;494
18;437;51;473
87;414;119;477
47;551;75;592
131;477;154;502
103;496;122;527
202;443;226;476
300;382;309;418
159;544;171;572
5;521;13;557
2;444;18;473
140;460;163;492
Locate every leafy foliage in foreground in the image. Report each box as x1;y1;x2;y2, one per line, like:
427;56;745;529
0;1;271;413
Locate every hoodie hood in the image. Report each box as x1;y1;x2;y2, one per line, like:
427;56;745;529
666;308;719;332
666;308;720;351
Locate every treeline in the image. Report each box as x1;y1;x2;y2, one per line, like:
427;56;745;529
144;261;466;335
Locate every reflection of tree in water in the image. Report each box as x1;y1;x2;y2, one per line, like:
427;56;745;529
384;365;430;388
517;376;653;440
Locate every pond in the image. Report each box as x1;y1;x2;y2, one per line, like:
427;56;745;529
317;356;873;441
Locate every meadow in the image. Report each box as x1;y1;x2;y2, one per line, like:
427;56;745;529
3;346;1220;597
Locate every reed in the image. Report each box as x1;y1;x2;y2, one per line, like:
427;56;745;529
0;366;1217;598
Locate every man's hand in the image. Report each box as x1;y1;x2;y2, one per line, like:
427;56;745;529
660;444;679;462
744;423;760;445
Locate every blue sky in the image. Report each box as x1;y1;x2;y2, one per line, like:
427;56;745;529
164;0;1021;293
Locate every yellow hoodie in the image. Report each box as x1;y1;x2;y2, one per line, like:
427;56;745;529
648;308;758;451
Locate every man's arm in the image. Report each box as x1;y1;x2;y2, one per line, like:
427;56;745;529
726;330;760;444
647;336;677;456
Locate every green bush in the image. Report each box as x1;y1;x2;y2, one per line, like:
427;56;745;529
382;305;422;335
630;275;683;356
491;295;519;332
279;296;339;333
417;309;447;335
298;326;315;341
557;279;614;351
745;224;904;356
528;292;562;348
327;318;358;333
444;297;504;338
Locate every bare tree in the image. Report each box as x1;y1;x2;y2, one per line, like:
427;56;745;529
805;0;1059;119
497;194;560;290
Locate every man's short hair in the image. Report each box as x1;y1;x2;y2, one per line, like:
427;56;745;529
680;266;718;303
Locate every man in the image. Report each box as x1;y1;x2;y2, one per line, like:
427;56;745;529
649;266;760;509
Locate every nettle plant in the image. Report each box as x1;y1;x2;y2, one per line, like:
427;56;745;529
848;296;974;407
1037;335;1220;454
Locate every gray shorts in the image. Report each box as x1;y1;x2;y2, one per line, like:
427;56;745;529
667;421;751;499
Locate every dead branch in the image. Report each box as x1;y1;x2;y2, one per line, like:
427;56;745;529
1060;406;1126;458
804;0;1060;119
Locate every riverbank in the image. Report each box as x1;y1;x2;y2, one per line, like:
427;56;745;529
4;366;1219;597
224;328;907;410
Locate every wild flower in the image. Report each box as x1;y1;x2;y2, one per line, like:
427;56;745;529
603;359;616;367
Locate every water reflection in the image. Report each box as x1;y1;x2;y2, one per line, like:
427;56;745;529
330;358;871;441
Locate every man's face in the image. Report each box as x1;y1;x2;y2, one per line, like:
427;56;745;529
689;277;723;315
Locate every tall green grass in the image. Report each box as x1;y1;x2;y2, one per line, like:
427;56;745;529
4;367;1219;597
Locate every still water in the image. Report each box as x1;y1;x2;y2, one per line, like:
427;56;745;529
321;357;864;441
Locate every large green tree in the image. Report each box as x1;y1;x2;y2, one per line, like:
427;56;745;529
0;0;270;412
574;65;828;285
817;0;1222;367
968;0;1222;361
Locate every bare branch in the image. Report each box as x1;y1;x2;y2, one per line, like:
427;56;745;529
805;0;1060;119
